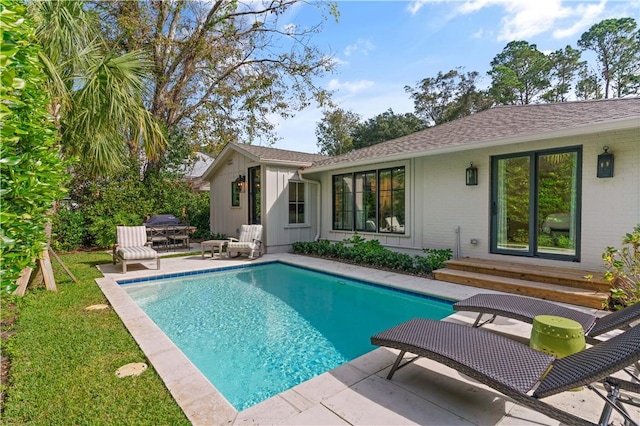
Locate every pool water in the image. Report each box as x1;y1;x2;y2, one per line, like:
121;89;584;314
122;262;453;410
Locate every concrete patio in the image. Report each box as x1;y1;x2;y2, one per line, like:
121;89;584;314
95;250;639;426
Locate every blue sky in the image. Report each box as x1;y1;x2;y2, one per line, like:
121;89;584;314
269;0;639;153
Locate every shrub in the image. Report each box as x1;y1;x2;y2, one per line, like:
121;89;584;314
0;1;67;292
52;160;212;250
422;248;453;271
291;235;451;277
51;208;86;252
603;224;640;308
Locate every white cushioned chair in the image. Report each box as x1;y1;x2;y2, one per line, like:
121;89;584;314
113;226;160;273
227;224;263;259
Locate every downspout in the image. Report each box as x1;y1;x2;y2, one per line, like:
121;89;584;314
291;170;321;241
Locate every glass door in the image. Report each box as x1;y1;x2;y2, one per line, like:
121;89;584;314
493;155;531;253
491;147;581;261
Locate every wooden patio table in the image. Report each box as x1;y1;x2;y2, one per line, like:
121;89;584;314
201;240;228;259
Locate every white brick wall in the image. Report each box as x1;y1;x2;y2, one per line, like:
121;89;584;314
415;127;639;271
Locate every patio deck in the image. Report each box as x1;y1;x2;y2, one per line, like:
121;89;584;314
96;251;638;426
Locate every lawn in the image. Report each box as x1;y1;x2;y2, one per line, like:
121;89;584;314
0;252;190;425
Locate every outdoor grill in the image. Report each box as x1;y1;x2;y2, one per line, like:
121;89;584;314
143;214;183;226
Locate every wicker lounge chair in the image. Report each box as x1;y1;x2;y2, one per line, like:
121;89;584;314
453;293;640;344
113;226;160;273
371;319;640;426
227;224;263;259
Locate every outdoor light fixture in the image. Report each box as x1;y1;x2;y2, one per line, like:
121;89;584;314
235;174;246;192
597;146;614;178
466;162;478;186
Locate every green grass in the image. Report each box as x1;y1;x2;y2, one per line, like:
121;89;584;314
1;252;190;425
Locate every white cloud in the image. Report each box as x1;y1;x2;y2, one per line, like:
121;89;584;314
407;0;447;15
327;78;375;94
282;23;297;35
552;1;607;39
344;38;375;57
325;55;349;67
455;0;609;41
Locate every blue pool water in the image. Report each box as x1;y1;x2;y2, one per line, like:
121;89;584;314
121;262;453;410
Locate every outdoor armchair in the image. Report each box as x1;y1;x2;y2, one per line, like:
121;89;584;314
371;318;640;426
227;224;263;259
113;225;160;273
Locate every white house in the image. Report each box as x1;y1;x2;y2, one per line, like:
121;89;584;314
204;98;640;271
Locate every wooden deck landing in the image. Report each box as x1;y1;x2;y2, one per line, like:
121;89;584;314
434;257;611;309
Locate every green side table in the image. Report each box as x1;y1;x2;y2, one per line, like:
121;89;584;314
530;315;586;358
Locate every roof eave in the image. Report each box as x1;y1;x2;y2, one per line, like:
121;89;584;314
302;116;639;174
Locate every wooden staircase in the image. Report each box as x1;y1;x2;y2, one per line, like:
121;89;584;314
434;257;611;309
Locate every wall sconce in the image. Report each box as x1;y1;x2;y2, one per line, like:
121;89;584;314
235;174;246;192
466;162;478;186
597;146;614;178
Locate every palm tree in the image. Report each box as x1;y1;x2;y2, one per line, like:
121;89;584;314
28;0;165;176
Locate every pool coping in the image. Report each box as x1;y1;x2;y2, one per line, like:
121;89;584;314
95;253;605;425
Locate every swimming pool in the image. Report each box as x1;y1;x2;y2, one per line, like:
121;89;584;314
120;261;453;410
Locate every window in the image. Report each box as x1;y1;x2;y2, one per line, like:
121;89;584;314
288;182;305;224
231;181;240;207
378;167;405;233
355;171;377;231
332;174;353;230
332;167;405;234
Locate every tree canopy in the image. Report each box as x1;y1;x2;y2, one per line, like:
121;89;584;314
406;68;491;126
352;109;425;150
94;0;338;157
578;17;640;98
29;0;165;177
488;41;551;105
315;108;360;156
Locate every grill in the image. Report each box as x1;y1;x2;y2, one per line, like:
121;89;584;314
144;214;182;226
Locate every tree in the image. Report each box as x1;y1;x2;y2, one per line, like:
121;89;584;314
28;0;165;176
575;64;603;100
488;41;551;105
578;18;640;98
542;46;584;102
352;109;425;150
0;0;67;292
94;1;338;161
315;108;361;156
405;68;491;126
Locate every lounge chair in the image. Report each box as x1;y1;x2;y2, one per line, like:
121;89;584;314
371;319;640;426
453;293;640;344
227;224;263;259
113;226;160;273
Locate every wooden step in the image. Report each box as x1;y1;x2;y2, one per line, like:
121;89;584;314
434;269;609;309
445;258;611;293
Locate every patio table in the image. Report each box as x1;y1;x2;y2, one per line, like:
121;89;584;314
201;240;228;259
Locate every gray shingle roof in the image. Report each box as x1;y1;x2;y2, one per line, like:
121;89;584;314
310;98;640;170
232;142;327;164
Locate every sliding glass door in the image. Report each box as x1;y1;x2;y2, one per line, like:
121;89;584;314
491;147;581;261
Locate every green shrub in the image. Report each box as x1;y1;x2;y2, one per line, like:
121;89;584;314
52;159;212;250
0;1;67;292
291;235;451;277
603;224;640;308
51;208;86;252
422;248;453;271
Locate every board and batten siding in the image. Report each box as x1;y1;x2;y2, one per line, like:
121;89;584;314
262;166;319;254
209;150;254;240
